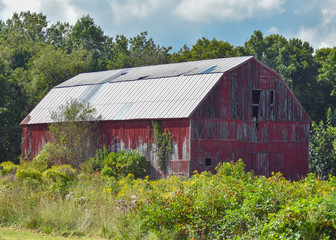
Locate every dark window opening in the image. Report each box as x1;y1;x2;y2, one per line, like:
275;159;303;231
252;90;261;105
270;90;275;118
253;106;259;119
252;90;261;133
252;90;261;120
270;90;274;105
205;158;212;167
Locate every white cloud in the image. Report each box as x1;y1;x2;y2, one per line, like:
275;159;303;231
268;26;278;34
296;0;336;49
0;0;82;25
1;0;41;20
174;0;285;22
108;0;171;23
40;0;80;24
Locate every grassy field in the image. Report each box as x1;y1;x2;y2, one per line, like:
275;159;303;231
0;227;102;240
1;159;336;239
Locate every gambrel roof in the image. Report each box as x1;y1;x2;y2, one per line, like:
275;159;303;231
22;56;255;124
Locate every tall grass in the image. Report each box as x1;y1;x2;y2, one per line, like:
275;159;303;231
1;160;336;239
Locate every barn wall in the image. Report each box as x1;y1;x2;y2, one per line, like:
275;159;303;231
22;119;190;177
95;118;190;177
190;59;310;180
21;124;49;160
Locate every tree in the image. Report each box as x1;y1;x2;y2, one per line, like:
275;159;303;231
27;45;92;107
107;32;172;69
244;30;265;60
128;32;172;67
46;21;72;49
67;14;113;71
172;37;235;62
47;99;101;168
309;109;336;179
317;47;336;95
1;11;48;47
68;14;108;52
0;72;26;163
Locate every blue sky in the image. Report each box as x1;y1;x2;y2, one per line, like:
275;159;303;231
0;0;335;52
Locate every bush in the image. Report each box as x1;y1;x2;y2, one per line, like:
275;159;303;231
16;167;42;181
43;165;77;183
101;166;116;178
115;150;150;178
81;147;110;173
43;165;77;197
29;142;63;171
0;161;18;175
84;149;150;179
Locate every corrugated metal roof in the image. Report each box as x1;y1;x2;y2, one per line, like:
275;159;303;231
56;56;252;87
22;56;253;124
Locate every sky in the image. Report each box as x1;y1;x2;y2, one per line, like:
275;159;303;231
0;0;335;52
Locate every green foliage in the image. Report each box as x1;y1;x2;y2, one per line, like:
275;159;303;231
85;148;150;179
101;166;116;178
28;45;92;105
107;31;171;69
26;142;61;171
1;160;336;239
171;37;236;62
0;161;18;175
0;73;26;164
152;120;173;169
43;165;77;197
309;108;336;179
16;167;42;181
43;165;77;182
48;99;100;168
115;150;150;178
81;147;110;173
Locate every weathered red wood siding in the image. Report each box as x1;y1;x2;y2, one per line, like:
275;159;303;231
21;124;49;160
22;119;190;177
100;119;190;177
190;59;310;180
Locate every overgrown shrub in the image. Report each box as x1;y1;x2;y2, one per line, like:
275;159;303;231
43;165;77;197
83;149;150;179
28;142;65;171
0;161;18;175
43;165;77;182
115;150;150;178
81;147;110;173
16;167;42;181
48;99;100;168
101;166;116;178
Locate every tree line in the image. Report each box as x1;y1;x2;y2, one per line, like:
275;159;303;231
1;11;336;164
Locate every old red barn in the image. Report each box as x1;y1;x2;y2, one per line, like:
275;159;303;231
21;56;310;179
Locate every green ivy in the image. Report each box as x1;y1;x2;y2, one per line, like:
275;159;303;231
152;120;173;169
